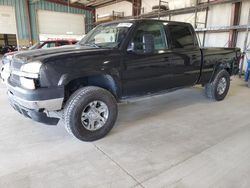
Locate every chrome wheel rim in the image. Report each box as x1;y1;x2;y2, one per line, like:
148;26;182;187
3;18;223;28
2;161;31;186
81;100;109;131
217;77;227;95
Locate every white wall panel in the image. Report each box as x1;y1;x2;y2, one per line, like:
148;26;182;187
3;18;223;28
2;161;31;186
37;10;85;35
237;31;249;70
236;32;247;50
207;4;231;27
205;32;229;47
0;6;17;34
239;1;250;25
171;13;195;25
96;1;132;17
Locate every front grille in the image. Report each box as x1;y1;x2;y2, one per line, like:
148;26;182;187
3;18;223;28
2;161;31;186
9;58;25;87
11;58;24;71
9;74;20;86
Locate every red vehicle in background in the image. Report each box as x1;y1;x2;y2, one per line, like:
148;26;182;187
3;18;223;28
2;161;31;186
1;39;78;83
2;39;78;65
29;39;78;50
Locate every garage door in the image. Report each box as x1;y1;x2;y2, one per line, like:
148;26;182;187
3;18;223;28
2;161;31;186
0;6;17;34
37;10;85;37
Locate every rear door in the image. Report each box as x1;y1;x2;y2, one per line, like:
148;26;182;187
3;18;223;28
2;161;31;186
165;23;202;87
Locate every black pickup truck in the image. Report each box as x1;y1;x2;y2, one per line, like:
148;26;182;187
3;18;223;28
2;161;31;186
6;19;240;141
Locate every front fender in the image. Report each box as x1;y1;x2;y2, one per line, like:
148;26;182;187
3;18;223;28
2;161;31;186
58;72;122;99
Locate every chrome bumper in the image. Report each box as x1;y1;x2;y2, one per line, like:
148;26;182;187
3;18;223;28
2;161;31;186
8;91;64;111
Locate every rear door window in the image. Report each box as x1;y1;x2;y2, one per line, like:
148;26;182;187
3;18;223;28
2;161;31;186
167;24;196;49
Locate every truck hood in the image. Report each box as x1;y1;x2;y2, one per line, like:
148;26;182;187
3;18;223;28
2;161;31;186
14;45;112;62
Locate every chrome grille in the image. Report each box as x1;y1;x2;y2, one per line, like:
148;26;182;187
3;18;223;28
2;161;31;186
11;58;24;71
9;74;20;87
9;58;25;87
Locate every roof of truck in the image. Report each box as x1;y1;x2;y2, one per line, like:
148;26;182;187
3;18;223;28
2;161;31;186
101;18;191;26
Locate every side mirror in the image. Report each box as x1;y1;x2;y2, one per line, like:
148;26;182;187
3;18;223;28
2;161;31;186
143;34;155;54
127;42;135;52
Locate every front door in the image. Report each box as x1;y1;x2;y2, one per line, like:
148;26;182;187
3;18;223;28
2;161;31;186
121;21;172;97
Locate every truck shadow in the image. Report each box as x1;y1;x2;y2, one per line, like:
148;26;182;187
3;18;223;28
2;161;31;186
116;87;213;126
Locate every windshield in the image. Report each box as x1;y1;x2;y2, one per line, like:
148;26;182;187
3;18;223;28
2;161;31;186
79;22;133;48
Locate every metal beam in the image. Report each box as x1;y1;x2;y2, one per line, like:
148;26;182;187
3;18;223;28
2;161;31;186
195;24;249;32
132;0;141;16
228;2;241;47
125;0;248;19
86;0;113;6
91;0;131;8
45;0;94;11
202;0;209;46
70;0;80;3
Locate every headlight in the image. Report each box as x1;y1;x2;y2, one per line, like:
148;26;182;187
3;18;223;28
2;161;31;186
21;61;42;74
20;77;36;90
19;61;42;90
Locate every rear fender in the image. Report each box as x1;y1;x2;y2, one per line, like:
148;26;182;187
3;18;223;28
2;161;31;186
209;61;232;82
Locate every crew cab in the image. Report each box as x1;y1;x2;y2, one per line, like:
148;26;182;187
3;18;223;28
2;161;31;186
6;19;241;141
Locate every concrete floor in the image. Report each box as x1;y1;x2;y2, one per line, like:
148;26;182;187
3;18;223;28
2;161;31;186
0;77;250;188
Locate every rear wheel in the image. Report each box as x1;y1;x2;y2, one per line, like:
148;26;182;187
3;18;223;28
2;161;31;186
205;69;230;101
64;86;118;141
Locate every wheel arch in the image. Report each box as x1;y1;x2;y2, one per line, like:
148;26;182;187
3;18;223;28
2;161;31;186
210;61;232;83
59;73;122;101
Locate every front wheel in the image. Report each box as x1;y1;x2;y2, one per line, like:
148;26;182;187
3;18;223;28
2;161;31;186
63;86;118;141
205;69;230;101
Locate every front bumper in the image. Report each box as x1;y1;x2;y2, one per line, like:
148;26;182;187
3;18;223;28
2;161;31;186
8;90;64;111
7;81;65;125
7;81;64;111
8;94;60;125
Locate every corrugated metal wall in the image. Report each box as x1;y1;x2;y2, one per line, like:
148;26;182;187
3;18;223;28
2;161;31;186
0;0;93;46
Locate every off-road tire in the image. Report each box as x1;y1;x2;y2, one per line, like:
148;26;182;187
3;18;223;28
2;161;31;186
205;69;230;101
63;86;118;141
